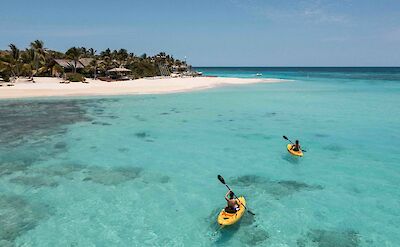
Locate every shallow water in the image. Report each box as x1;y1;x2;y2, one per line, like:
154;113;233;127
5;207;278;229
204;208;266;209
0;68;399;246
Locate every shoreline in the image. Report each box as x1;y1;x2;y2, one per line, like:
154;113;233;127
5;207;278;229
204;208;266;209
0;76;288;100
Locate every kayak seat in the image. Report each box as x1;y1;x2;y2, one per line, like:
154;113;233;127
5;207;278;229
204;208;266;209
225;207;238;214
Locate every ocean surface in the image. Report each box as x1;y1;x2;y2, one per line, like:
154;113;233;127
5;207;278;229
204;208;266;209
1;67;399;247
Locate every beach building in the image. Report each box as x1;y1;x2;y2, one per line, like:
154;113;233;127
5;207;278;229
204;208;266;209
53;58;94;77
53;59;85;75
171;64;189;73
105;67;131;80
79;58;94;68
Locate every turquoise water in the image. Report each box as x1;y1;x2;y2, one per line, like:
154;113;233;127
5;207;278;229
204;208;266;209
1;68;400;246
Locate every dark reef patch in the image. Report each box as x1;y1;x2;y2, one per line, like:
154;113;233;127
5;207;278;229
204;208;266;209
0;100;90;146
0;195;50;244
297;229;360;247
91;121;112;126
239;228;269;246
82;166;142;185
315;133;330;138
103;115;119;119
0;161;31;177
142;173;171;184
170;108;180;113
159;175;170;184
54;142;67;150
118;148;130;153
278;180;323;192
323;144;346;152
264;112;277;117
236;133;273;140
230;175;267;187
135;132;149;138
9;176;59;188
16;163;145;186
134;132;154;142
92;109;104;115
0;100;102;147
230;175;323;199
36;163;86;178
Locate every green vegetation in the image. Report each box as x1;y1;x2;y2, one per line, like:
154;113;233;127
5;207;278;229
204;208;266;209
66;73;85;82
0;40;189;81
65;47;83;74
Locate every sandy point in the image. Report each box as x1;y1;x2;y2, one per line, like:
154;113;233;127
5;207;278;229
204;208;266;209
0;76;289;99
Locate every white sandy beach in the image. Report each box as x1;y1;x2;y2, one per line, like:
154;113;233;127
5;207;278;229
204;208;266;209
0;76;286;99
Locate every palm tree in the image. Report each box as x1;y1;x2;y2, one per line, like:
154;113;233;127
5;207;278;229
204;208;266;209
21;48;35;79
30;40;46;76
66;47;82;74
7;44;21;77
81;47;88;57
0;52;12;80
100;48;111;58
88;48;96;58
89;57;99;79
117;49;128;62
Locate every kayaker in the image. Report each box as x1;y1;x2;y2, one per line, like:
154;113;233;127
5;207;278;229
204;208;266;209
291;140;301;152
225;190;239;213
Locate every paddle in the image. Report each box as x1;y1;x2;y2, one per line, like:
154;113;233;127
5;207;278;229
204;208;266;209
283;135;307;152
217;175;255;216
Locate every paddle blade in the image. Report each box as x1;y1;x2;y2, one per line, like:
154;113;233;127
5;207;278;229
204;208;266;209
283;135;288;140
217;175;226;184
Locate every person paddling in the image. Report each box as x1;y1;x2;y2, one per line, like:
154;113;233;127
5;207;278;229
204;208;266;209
225;190;239;213
291;140;301;152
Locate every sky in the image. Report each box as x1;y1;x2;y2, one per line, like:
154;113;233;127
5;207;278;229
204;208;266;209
1;0;399;66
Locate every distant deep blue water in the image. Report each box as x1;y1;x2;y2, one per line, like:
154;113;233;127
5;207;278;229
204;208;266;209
196;67;400;82
0;67;399;246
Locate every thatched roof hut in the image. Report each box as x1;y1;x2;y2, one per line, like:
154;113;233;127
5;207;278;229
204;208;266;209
54;59;85;69
79;58;94;67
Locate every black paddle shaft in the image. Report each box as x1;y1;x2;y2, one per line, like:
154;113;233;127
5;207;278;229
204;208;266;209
283;135;294;144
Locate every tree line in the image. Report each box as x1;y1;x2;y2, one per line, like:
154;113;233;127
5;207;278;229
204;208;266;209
0;40;187;81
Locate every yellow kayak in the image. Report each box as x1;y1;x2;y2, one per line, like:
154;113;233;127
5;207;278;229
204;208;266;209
217;196;246;226
287;144;303;157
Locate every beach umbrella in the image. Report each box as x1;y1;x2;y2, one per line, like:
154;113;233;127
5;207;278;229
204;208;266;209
107;67;131;72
